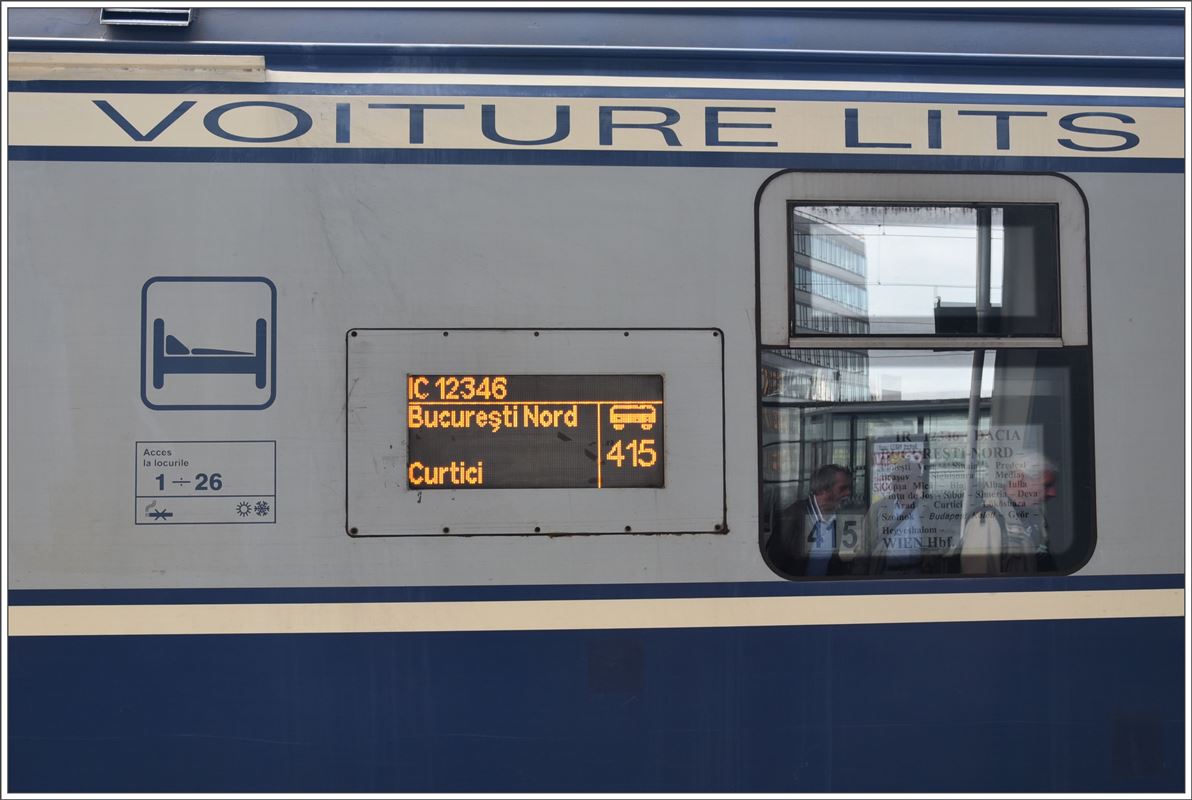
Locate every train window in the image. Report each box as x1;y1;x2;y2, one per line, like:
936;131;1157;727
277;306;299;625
760;348;1091;577
757;173;1091;579
789;205;1060;338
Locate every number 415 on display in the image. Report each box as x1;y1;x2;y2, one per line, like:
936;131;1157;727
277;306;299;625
605;439;657;468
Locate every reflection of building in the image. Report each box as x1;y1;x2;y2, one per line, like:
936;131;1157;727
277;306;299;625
762;397;995;531
789;210;870;403
760;211;874;527
802;398;993;509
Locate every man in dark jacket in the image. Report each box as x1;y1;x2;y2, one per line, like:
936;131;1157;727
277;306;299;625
766;464;853;578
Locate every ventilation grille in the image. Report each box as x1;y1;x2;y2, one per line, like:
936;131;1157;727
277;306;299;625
100;8;192;27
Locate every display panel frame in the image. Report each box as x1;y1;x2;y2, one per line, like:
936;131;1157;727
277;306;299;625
346;328;724;536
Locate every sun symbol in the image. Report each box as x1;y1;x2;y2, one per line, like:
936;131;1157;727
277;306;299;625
236;501;252;517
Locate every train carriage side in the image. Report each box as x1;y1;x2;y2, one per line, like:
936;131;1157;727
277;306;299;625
3;7;1187;794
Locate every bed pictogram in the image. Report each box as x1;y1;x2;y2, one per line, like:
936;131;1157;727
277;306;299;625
141;276;276;410
152;317;268;389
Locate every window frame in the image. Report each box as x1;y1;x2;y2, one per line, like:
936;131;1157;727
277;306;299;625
756;171;1093;579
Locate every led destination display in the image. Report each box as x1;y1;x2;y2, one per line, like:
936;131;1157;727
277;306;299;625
407;374;664;489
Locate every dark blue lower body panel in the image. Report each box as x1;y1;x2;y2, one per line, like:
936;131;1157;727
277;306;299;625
8;617;1184;792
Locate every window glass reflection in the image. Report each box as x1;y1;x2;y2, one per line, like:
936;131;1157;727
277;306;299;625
761;349;1089;577
790;205;1059;337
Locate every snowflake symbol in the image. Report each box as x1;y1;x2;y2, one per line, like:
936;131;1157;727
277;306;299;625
236;501;252;517
254;500;271;516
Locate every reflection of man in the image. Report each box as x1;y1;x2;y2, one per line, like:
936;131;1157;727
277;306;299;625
857;458;931;575
765;465;853;577
961;452;1058;573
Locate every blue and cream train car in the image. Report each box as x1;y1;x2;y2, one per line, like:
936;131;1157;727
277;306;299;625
5;6;1187;793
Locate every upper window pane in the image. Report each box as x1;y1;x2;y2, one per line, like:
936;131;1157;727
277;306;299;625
790;205;1060;337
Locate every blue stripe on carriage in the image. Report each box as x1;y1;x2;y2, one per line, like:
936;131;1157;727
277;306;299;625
6;81;1183;107
6;615;1184;793
6;147;1185;173
8;573;1184;607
